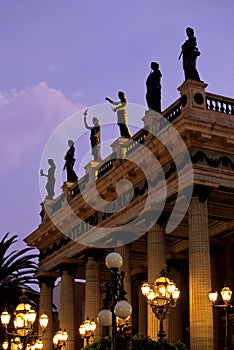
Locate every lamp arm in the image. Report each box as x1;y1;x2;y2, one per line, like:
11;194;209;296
31;328;46;338
2;327;19;337
213;304;230;308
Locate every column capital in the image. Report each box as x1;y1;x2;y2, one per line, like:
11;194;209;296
156;211;170;227
192;185;211;203
132;272;147;284
57;258;79;276
84;248;105;262
36;272;57;287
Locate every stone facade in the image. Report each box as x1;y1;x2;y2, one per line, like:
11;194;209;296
25;80;234;350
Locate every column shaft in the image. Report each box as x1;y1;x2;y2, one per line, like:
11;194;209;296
85;257;101;338
39;278;55;350
60;270;76;350
188;197;213;350
147;223;166;340
138;285;147;336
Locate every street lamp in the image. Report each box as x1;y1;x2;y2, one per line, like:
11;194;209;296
141;268;180;342
79;318;96;345
209;285;234;350
97;252;132;350
0;290;48;350
52;329;68;349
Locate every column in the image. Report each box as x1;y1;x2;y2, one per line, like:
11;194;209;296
167;263;186;344
38;275;56;350
134;273;147;336
115;244;131;304
147;220;166;340
85;255;101;338
188;187;213;350
138;286;147;336
60;269;76;350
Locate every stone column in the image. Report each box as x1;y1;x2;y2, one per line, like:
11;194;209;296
38;275;56;350
138;286;147;336
115;244;131;304
188;186;213;350
85;255;101;338
147;220;166;341
60;269;76;350
135;273;147;336
167;263;185;344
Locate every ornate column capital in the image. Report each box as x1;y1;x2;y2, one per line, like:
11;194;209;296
36;272;57;288
84;248;105;262
156;211;170;227
193;185;211;203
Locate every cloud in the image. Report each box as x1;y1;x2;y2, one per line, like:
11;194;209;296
0;82;83;168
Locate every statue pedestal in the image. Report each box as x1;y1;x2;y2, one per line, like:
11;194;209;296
84;161;100;186
142;109;162;135
178;79;208;113
61;181;75;201
111;137;128;159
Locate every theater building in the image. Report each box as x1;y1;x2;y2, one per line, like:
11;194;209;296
25;80;234;350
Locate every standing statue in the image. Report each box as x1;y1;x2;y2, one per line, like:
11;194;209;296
83;109;102;162
40;159;56;200
179;27;201;81
105;91;132;139
63;140;78;182
146;61;162;112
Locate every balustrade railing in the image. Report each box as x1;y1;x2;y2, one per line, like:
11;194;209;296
163;100;182;122
97;157;115;179
206;93;234;115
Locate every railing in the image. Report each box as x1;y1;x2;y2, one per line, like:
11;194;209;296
97;159;114;179
71;174;89;198
126;128;148;156
206;93;234;115
163;99;182;122
50;193;66;215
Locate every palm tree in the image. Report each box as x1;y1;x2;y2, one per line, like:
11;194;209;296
0;232;39;312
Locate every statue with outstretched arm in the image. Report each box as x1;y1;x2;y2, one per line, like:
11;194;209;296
105;91;131;139
83;109;102;162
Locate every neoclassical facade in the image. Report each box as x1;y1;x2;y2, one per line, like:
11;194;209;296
25;80;234;350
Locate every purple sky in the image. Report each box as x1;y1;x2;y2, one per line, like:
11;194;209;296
1;1;234;252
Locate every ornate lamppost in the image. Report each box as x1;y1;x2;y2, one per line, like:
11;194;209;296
209;285;234;350
141;269;180;343
97;252;132;350
79;318;96;345
52;329;68;349
0;290;48;350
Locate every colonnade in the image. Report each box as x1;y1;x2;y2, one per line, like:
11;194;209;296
38;190;214;350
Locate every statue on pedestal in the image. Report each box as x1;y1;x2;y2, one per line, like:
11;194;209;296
105;91;132;139
179;27;201;81
40;159;56;200
83;109;102;162
63;140;78;182
146;61;162;112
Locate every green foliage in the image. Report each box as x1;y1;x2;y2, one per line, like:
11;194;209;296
0;232;39;311
174;340;188;350
81;334;187;350
81;337;111;350
131;334;178;350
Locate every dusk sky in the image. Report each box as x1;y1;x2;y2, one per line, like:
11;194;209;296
1;1;234;252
